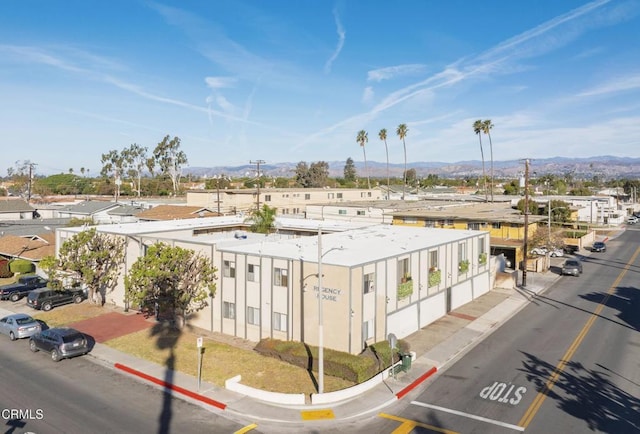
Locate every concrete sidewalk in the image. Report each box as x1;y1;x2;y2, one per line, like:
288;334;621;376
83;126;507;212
79;266;562;427
5;228;623;429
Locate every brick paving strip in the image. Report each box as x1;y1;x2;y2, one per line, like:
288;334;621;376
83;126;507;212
68;312;153;343
448;311;478;321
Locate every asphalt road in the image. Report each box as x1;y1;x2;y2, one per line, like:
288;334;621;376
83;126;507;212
0;337;244;434
355;227;640;433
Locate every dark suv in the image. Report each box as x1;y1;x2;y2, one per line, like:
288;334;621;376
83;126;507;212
29;327;89;362
27;288;87;311
0;275;48;302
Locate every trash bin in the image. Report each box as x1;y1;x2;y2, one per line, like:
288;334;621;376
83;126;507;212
401;353;412;372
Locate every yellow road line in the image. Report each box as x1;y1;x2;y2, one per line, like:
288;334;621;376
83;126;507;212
379;413;459;434
518;246;640;428
300;408;335;420
234;423;258;434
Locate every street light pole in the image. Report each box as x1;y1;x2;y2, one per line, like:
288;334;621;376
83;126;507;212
522;159;530;288
317;225;324;394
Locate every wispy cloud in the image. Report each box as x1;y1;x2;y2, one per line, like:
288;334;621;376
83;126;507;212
367;64;428;82
577;73;640;97
205;76;238;89
323;8;345;74
362;86;374;104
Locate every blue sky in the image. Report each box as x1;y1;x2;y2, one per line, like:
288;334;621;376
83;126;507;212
1;0;639;176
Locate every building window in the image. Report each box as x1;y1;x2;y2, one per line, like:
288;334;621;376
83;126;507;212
223;301;235;319
367;192;371;197
223;260;236;278
429;250;438;270
328;193;334;199
458;242;467;262
398;258;410;283
247;306;260;325
338;209;347;215
305;194;311;200
364;272;375;294
247;263;259;282
403;217;417;224
467;222;480;230
357;210;365;216
264;194;271;202
274;268;288;287
273;312;287;332
492;222;501;229
363;319;374;340
337;193;343;199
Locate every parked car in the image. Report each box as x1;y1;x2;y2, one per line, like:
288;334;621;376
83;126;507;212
0;313;42;340
26;287;87;311
627;216;638;225
563;245;579;255
29;327;89;362
548;248;564;257
592;241;607;252
0;275;48;302
530;247;548;256
562;259;583;276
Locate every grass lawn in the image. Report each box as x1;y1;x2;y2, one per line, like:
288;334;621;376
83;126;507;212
28;302;355;395
106;327;355;395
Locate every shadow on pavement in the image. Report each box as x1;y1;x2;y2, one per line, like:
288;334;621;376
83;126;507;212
579;286;640;331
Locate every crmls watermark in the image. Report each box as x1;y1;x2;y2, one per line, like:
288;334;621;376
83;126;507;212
1;408;44;420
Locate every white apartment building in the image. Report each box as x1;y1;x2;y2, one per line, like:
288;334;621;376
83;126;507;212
54;219;490;355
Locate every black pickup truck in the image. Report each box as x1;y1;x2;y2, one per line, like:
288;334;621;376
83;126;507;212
0;275;49;302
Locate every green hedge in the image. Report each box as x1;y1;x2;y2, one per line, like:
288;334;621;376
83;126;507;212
9;259;35;274
254;338;410;384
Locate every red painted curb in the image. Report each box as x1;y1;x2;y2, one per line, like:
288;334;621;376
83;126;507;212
396;366;438;400
114;363;227;410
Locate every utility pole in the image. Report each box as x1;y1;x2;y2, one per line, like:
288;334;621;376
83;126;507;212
522;159;530;288
250;160;265;212
27;162;37;203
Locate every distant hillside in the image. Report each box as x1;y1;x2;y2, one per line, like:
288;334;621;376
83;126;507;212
185;156;640;179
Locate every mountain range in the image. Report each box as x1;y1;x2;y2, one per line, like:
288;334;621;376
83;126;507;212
185;156;640;180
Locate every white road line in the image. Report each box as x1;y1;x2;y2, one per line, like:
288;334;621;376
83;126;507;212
411;401;525;432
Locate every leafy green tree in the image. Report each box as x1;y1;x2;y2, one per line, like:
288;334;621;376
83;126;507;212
122;143;148;197
101;149;125;202
503;180;519;195
569;186;592;196
308;161;329;187
396;124;409;200
152;135;188;196
473;120;487;202
343;157;356;182
246;204;277;234
6;160;33;197
516;198;539;215
294;161;311;187
55;228;126;305
356;130;370;189
124;243;217;327
405;168;417;186
544;200;572;223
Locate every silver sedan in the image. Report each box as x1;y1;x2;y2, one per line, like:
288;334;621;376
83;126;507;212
0;313;42;340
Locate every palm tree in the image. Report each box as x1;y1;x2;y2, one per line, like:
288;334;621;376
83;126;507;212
356;130;370;189
473;120;487;202
396;124;408;200
378;128;390;196
482;120;495;202
247;204;277;234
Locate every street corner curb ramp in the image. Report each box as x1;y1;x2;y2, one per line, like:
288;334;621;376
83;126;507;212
114;363;227;410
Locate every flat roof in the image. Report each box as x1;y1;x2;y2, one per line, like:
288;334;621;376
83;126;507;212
391;202;547;224
219;224;486;267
